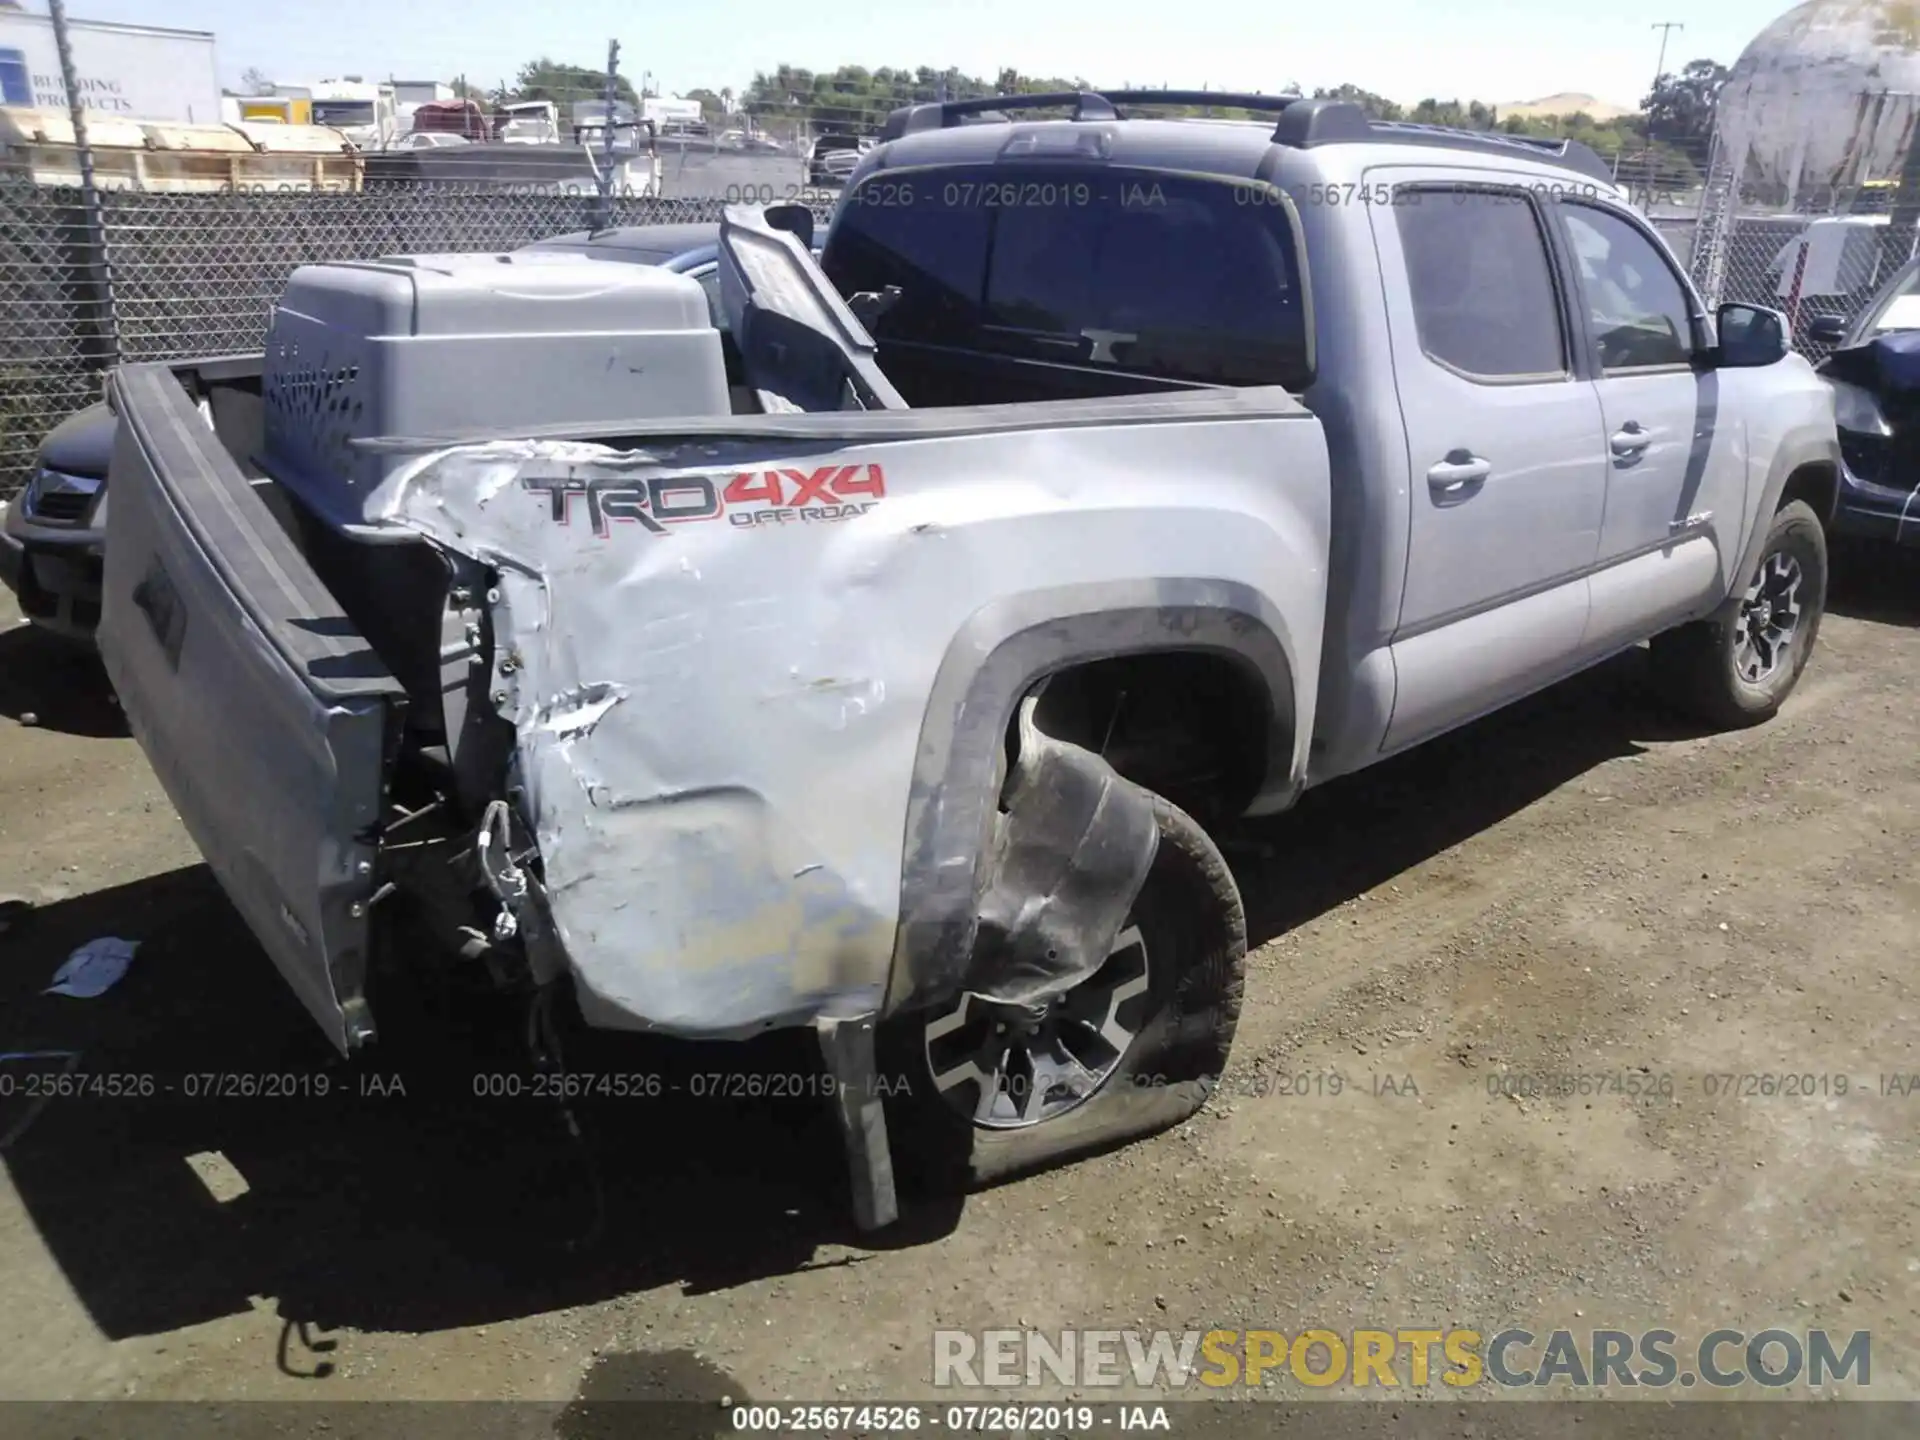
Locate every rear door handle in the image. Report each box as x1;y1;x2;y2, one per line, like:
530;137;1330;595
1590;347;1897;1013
1427;453;1492;493
1610;421;1652;457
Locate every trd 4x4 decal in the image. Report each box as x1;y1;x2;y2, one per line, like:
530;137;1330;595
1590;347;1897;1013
522;464;886;538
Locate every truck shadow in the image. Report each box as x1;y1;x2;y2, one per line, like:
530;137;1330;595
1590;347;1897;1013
1222;646;1706;947
0;866;955;1343
0;621;126;738
0;647;1695;1345
1827;536;1920;625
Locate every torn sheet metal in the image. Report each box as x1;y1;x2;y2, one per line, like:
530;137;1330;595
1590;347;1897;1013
965;698;1159;1007
364;393;1329;1038
371;438;914;1037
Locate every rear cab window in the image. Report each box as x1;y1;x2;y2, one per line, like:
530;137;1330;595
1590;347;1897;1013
820;164;1312;391
1392;188;1569;381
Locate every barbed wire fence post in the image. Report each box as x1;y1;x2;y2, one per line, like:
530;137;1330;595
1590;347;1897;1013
47;0;118;381
1880;104;1920;305
596;39;621;231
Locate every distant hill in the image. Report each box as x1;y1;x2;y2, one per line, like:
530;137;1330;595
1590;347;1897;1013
1497;92;1634;121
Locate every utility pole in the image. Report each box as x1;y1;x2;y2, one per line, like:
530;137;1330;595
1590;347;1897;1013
596;39;620;232
1650;21;1682;88
1882;93;1920;298
1641;21;1684;205
47;0;117;374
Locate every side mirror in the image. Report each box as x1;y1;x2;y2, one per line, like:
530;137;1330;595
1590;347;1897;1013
1715;302;1790;367
1806;313;1849;347
764;202;815;251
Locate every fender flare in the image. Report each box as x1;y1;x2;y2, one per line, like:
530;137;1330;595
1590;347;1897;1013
881;578;1300;1018
1730;429;1841;597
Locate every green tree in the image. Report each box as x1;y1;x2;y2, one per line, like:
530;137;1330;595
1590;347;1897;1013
1313;84;1402;121
508;57;638;111
685;87;727;122
720;60;1707;186
1643;58;1728;154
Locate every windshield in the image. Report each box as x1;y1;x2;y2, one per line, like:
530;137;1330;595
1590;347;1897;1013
313;100;376;127
822;164;1310;389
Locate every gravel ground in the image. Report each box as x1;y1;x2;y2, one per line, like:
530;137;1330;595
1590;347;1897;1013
0;544;1916;1421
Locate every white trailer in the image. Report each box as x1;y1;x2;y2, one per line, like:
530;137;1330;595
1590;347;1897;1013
640;96;703;132
306;78;399;149
0;12;220;124
391;80;454;107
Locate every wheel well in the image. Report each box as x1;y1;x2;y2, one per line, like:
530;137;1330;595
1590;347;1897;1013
1779;462;1839;528
1015;650;1277;826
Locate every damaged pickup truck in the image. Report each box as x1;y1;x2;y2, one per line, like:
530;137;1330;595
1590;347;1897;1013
97;91;1841;1232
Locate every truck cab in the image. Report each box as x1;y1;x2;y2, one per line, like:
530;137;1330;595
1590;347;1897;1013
495;100;560;145
308;78;398;149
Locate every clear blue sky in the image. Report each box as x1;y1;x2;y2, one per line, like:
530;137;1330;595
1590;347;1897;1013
58;0;1771;110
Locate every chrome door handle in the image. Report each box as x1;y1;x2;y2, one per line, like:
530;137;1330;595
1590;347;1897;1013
1610;422;1652;457
1427;453;1492;493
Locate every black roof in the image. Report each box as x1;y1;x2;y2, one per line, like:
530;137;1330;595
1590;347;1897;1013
879;90;1614;186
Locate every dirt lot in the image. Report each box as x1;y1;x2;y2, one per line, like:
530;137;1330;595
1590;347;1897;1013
0;547;1917;1420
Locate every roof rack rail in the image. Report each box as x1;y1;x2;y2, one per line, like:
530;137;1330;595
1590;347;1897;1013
879;89;1304;141
1363;120;1615;184
880;91;1114;138
877;90;1615;187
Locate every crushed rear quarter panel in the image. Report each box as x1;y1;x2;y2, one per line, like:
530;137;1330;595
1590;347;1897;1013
375;404;1328;1036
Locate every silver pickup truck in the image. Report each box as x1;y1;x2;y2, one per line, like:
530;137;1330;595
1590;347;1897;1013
96;92;1840;1232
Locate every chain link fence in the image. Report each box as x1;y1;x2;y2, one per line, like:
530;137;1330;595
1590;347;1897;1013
7;89;1914;499
1685;89;1920;367
0;181;844;499
1692;210;1886;369
0;185;111;502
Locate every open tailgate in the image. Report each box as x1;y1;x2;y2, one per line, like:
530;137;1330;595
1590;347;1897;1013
98;362;404;1052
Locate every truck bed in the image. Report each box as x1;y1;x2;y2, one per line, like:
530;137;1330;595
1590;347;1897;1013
95;217;1332;1053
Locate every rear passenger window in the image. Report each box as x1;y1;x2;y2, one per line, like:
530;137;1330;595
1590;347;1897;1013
1395;190;1567;380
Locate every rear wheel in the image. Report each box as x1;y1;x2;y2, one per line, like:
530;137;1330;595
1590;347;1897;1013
879;788;1246;1194
1649;499;1827;728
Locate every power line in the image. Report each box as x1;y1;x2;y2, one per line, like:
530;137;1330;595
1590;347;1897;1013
1650;21;1685;90
1638;21;1686;202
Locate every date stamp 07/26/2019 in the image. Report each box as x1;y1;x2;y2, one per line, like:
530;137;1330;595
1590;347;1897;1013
1190;1068;1920;1103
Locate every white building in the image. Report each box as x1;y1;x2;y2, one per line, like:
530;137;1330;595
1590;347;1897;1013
0;11;220;124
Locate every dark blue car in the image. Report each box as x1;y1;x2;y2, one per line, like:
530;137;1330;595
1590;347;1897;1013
1811;255;1920;547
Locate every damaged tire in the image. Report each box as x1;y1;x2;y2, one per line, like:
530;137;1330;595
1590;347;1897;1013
879;789;1246;1195
1649;500;1827;729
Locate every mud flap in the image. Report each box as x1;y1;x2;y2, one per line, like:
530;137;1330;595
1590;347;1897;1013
966;698;1161;1006
815;1012;898;1232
